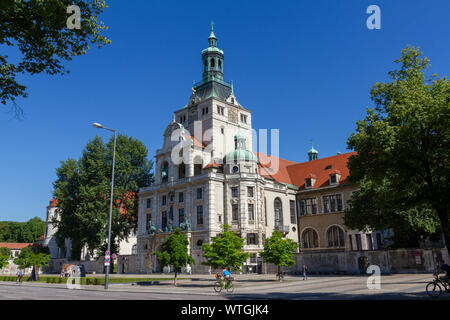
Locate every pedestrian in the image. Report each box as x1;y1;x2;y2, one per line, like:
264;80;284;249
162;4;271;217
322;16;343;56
302;264;308;280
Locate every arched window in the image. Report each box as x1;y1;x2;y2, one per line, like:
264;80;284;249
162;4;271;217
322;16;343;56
131;245;137;255
302;229;319;248
274;198;283;226
218;59;222;70
327;226;345;247
178;162;186;179
161;161;169;182
210;58;215;68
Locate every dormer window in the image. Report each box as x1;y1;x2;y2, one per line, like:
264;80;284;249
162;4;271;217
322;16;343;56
329;170;341;185
305;178;312;188
330;174;337;184
305;174;317;189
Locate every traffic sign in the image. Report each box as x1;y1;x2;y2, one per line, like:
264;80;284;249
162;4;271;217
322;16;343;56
111;253;117;259
105;250;110;256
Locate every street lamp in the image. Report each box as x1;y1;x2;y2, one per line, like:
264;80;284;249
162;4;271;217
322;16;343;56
93;122;117;290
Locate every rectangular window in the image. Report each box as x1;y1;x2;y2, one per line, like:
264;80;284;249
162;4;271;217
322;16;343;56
349;235;353;251
168;206;174;221
247;186;254;198
300;198;317;215
197;188;203;200
248;203;255;221
250;253;257;264
299;200;306;215
170;194;174;202
323;196;329;213
232;204;239;220
355;234;362;251
376;233;382;249
231;187;238;198
162;195;167;206
322;194;342;213
179;192;184;203
290;200;296;224
247;233;258;245
178;208;185;224
197;206;203;225
366;234;373;250
162;211;167;229
146;198;151;209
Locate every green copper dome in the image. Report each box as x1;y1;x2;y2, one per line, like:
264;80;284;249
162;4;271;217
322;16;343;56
308;146;318;154
224;131;258;163
224;149;258;163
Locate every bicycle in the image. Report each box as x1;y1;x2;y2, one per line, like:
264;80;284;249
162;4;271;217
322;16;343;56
213;274;234;293
426;274;449;298
276;271;285;281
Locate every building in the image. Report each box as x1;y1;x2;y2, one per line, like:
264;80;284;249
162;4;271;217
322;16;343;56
134;27;387;274
0;242;33;275
40;198;137;260
0;242;32;259
136;27;300;274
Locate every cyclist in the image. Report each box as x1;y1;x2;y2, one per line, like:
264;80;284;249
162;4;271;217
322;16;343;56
222;267;231;288
16;269;23;284
436;259;449;289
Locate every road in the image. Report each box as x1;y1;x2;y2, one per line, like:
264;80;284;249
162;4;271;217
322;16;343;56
0;273;447;300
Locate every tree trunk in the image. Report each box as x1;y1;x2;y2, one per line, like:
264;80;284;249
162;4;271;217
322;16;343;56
174;270;177;286
437;208;450;260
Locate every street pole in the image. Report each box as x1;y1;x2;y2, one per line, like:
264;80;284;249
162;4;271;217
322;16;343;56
93;123;116;290
105;129;116;290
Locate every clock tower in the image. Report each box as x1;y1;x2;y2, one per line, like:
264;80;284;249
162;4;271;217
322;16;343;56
173;25;253;164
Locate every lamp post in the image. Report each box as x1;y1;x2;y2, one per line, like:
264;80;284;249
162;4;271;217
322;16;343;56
93;122;117;290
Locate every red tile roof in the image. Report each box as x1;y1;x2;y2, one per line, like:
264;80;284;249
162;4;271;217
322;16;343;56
49;198;59;207
0;243;32;250
257;151;356;189
184;134;206;149
204;161;222;169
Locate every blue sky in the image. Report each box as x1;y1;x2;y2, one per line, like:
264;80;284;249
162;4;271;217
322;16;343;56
1;0;449;222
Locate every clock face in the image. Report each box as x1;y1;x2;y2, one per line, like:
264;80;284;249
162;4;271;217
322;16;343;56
228;107;238;123
232;166;239;173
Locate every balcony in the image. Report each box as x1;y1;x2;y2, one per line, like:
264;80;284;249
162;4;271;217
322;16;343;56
275;224;290;234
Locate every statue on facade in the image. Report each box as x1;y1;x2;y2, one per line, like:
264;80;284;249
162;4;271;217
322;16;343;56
148;221;157;235
179;218;191;231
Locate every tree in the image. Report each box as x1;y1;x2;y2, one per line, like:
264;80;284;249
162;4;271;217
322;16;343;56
154;228;194;285
345;46;450;256
53;134;153;260
13;244;50;281
0;218;45;243
0;247;11;269
201;224;250;272
259;230;299;281
0;0;110;117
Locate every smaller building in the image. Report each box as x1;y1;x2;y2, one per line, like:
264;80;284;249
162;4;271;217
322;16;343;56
0;242;33;275
0;242;32;258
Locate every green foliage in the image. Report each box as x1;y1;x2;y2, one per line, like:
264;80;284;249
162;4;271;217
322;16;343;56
0;0;110;116
201;224;250;271
53;134;153;260
0;217;46;243
0;247;11;258
345;46;450;252
13;246;50;269
0;254;9;269
155;228;194;285
259;230;299;274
